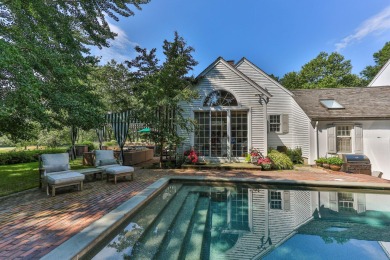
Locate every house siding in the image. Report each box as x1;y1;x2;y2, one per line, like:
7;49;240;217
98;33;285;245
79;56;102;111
235;60;310;160
179;60;267;156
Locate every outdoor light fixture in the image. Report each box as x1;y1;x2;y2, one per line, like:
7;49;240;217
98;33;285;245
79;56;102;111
256;93;269;105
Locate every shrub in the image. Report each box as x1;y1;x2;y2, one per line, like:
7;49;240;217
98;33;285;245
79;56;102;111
267;150;294;170
0;148;67;165
184;148;198;164
80;141;95;151
315;157;327;164
104;140;118;147
286;147;304;164
327;156;344;166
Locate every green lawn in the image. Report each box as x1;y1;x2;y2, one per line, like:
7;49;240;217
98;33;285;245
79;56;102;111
0;158;89;197
0;147;16;153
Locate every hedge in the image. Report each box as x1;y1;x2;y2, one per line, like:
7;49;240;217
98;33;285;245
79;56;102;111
0;148;68;165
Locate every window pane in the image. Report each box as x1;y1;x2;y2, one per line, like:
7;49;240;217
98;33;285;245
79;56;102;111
203;90;238;107
270;191;282;210
269;115;281;133
194;112;210;156
231;111;248;157
336;126;352;153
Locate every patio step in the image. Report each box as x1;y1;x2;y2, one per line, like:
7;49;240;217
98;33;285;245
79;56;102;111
155;192;200;260
131;185;194;259
181;195;211;260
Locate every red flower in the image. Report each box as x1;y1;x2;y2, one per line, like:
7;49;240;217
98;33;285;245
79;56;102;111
184;148;198;164
257;157;271;165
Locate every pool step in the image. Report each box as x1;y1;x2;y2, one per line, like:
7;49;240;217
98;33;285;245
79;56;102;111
131;185;194;259
155;192;200;260
181;196;211;260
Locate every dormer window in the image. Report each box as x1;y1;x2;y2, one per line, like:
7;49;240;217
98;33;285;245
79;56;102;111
320;99;344;109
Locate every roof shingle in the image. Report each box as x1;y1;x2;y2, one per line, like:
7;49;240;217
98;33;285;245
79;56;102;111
292;87;390;120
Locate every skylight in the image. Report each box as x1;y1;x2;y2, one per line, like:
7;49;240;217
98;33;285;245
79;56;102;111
320;99;344;109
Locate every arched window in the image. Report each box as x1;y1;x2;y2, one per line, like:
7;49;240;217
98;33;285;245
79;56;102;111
203;90;238;107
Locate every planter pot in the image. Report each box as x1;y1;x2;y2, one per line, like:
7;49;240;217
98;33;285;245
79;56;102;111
330;164;341;171
322;163;330;169
316;162;322;167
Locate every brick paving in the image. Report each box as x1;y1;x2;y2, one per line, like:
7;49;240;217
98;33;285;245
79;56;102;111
1;164;390;259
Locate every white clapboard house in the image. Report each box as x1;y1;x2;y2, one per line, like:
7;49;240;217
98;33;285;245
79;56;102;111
179;57;390;179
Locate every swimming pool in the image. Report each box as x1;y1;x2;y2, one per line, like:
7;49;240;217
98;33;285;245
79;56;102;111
85;182;390;259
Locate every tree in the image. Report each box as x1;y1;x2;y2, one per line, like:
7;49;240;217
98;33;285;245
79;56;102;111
127;32;198;167
0;0;148;139
89;60;139;113
279;71;302;89
361;41;390;84
280;52;363;89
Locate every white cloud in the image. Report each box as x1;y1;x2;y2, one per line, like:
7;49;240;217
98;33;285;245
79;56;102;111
90;21;139;64
335;6;390;51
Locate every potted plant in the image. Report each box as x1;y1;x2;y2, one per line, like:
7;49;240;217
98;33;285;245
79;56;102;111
315;157;326;167
322;158;330;169
257;157;272;170
328;157;344;171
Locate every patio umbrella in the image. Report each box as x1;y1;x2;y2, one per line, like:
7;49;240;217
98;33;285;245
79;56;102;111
96;126;106;150
106;111;132;163
70;126;78;160
138;127;151;133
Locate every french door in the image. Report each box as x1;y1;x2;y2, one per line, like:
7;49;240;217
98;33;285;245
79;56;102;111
194;110;248;158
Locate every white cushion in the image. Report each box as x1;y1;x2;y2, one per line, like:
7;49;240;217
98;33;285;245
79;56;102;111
97;164;121;171
41;153;70;170
94;150;116;167
46;171;85;185
105;166;134;175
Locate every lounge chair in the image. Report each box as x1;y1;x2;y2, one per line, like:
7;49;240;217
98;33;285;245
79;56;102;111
39;153;85;196
94;150;134;184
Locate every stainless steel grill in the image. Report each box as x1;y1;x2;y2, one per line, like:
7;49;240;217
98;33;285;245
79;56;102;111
341;154;371;175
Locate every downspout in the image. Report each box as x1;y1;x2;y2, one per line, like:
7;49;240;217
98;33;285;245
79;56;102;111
315;121;319;160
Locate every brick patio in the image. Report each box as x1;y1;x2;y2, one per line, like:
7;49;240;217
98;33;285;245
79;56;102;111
1;164;390;259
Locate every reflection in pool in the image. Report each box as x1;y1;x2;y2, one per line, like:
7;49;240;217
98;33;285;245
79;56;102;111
88;183;390;259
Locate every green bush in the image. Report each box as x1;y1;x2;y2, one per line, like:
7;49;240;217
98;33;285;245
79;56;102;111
315;157;327;164
268;150;294;170
0;148;67;165
245;153;251;163
286;147;303;164
104;140;118;147
327;156;344;166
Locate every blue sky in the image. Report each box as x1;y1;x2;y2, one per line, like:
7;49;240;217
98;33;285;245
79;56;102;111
90;0;390;78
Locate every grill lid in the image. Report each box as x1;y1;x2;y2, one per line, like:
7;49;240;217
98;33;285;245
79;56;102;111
343;154;370;163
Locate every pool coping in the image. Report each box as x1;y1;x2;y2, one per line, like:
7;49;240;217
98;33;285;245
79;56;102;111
41;176;390;260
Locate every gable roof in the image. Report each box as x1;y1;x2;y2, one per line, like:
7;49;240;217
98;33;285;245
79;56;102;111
368;59;390;87
235;57;294;96
292;87;390;121
196;57;272;98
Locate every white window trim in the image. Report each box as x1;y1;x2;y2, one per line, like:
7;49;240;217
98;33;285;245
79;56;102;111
336;125;353;154
269;114;282;134
269;190;283;210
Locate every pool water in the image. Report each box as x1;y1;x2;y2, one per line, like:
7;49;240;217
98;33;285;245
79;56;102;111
89;183;390;259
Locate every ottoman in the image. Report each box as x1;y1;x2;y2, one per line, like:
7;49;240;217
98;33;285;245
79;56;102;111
46;171;85;196
105;166;134;184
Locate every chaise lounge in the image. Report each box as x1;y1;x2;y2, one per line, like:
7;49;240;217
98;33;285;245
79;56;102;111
94;150;134;184
39;153;85;196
